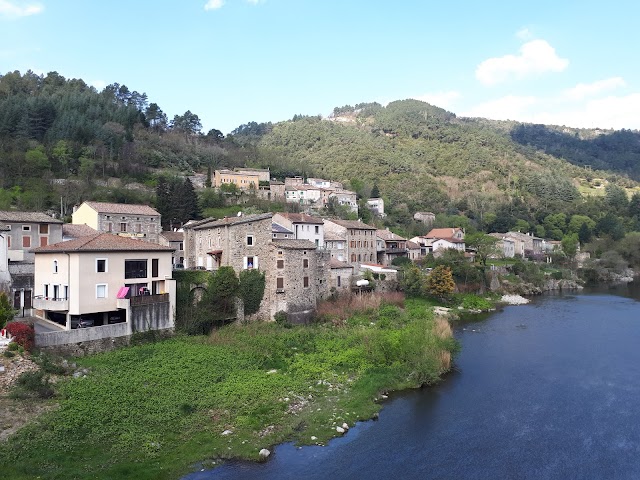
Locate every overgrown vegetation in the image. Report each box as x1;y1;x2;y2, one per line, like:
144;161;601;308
0;297;457;480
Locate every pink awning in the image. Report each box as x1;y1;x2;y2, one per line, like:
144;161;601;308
116;286;130;299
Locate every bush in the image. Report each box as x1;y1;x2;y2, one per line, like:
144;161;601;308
5;322;35;352
10;370;54;399
274;311;291;328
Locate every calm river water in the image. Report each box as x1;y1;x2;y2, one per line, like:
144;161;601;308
185;284;640;480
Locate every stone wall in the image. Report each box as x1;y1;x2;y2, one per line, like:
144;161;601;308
131;300;172;332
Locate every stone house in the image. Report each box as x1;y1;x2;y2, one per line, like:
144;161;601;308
413;212;436;226
329;189;358;213
328;259;353;293
183;213;273;272
272;212;324;247
323;219;377;267
32;233;175;348
406;240;421;261
324;232;347;262
159;231;185;266
489;233;516;258
0;210;63;313
503;232;543;258
376;229;407;266
265;239;329;323
71;201;161;244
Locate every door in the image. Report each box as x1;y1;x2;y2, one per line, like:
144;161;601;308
24;290;32;309
13;291;20;309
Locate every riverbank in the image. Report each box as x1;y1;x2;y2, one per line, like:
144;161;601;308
0;297;457;480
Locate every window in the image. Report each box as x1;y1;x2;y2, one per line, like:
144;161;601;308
179;242;184;250
22;236;31;248
120;223;127;232
6;236;10;248
44;284;49;298
244;256;258;269
152;259;159;277
39;224;48;234
247;235;254;246
135;223;142;233
315;239;319;246
107;222;113;232
53;260;58;273
22;225;30;232
277;259;284;269
276;277;284;291
303;276;309;288
96;284;107;298
125;260;147;279
337;276;341;287
315;225;319;234
96;259;107;273
40;237;48;247
303;259;309;268
351;254;356;262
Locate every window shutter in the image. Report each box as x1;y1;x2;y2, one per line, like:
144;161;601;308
243;257;248;269
254;257;259;269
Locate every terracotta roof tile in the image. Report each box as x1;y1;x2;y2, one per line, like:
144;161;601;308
160;231;184;242
376;229;406;241
34;233;174;253
62;223;97;238
0;210;63;224
83;201;160;216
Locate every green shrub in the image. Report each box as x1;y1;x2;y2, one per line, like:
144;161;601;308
8;341;18;351
10;370;54;399
3;350;15;358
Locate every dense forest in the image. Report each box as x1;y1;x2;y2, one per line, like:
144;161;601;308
1;69;640;251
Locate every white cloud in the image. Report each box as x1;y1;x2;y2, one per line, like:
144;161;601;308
412;91;461;109
462;91;640;130
0;0;43;19
204;0;224;11
563;77;626;101
516;28;533;40
475;40;569;86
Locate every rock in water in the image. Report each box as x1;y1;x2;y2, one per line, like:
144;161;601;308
336;426;345;434
259;448;271;459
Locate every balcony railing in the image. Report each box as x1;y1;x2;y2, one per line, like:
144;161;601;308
129;293;169;306
33;296;69;311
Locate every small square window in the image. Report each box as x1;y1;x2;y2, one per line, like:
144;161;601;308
96;284;107;298
97;259;107;273
247;235;254;246
22;225;31;232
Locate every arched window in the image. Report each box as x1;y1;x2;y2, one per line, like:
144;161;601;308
53;260;58;273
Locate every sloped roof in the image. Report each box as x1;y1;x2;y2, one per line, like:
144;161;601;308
62;223;97;238
324;219;376;230
426;228;463;239
324;232;346;241
376;229;406;241
271;239;317;249
272;222;294;234
275;212;324;224
193;213;273;230
160;231;184;242
82;201;160;216
0;210;63;224
406;240;421;249
34;233;174;253
328;259;353;269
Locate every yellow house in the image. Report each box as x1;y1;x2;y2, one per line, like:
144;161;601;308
213;169;261;190
72;201;161;243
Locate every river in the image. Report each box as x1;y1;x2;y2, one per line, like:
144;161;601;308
185;284;640;480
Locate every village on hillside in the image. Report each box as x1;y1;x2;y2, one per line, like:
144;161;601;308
0;167;581;350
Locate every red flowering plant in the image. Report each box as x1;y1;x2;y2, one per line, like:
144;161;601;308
5;322;35;352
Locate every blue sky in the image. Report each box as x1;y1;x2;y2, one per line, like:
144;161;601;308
1;0;639;134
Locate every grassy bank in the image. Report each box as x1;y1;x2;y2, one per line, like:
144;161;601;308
0;297;457;480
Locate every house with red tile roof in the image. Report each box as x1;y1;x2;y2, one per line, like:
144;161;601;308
71;201;162;244
32;233;175;348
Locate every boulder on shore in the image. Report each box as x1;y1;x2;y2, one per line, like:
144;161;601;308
501;294;530;305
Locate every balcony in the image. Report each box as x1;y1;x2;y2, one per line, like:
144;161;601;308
33;296;69;311
385;247;407;254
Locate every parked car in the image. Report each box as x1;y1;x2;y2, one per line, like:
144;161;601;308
173;263;185;270
194;266;207;270
71;317;95;329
